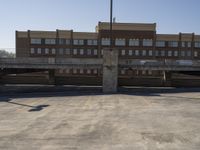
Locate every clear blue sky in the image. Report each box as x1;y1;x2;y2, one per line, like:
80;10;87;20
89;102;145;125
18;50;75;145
0;0;200;53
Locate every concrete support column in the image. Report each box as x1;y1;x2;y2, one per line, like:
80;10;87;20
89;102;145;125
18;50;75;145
163;71;172;87
48;70;55;85
0;73;3;84
103;48;118;93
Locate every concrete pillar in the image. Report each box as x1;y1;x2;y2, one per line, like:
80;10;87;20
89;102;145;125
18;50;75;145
48;70;55;85
0;73;3;84
103;48;118;93
163;71;172;87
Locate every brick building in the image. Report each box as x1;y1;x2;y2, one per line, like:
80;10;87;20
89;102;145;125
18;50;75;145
15;22;200;85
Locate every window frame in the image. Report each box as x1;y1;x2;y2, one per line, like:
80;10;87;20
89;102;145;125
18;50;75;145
101;38;110;46
73;39;84;45
168;41;178;47
87;39;97;46
143;39;153;47
31;38;42;44
156;41;165;47
115;38;126;46
45;39;56;45
129;39;139;46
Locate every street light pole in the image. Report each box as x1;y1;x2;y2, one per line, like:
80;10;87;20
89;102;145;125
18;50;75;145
110;0;113;50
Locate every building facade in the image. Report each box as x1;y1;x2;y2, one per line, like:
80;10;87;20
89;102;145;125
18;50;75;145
15;22;200;85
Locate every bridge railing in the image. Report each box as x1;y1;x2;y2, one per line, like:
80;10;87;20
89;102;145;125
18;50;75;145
0;58;103;65
0;58;49;64
120;59;200;66
1;58;200;68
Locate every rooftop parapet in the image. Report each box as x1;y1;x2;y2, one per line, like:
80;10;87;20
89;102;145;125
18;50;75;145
156;34;179;41
30;31;57;38
194;35;200;41
181;33;193;41
97;22;156;31
73;32;98;39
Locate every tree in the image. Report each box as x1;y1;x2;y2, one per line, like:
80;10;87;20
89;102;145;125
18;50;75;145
0;49;15;58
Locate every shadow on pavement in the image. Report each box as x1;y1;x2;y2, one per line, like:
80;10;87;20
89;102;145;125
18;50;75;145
0;85;200;100
0;96;50;112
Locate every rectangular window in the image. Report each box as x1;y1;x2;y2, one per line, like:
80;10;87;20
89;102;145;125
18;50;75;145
148;70;152;75
101;49;104;55
121;70;125;75
73;49;77;55
149;50;153;56
31;39;41;44
59;48;64;55
73;69;77;74
59;39;70;45
37;48;41;54
93;69;98;74
59;69;64;74
142;70;146;75
51;48;56;54
161;50;165;56
87;69;91;74
121;50;126;56
65;49;70;55
115;38;126;46
168;51;172;57
87;49;92;55
155;50;159;56
128;50;133;56
59;39;65;45
80;49;84;55
143;39;153;46
65;69;70;74
188;42;192;48
94;49;98;55
168;41;178;47
45;48;49;54
186;51;191;57
181;51;185;57
129;39;139;46
174;51;178;57
181;42;192;48
87;39;97;45
195;42;200;48
194;51;198;57
101;38;110;46
73;39;84;45
80;69;84;74
142;50;146;56
45;39;56;45
156;41;165;47
181;42;186;47
135;50;139;56
30;48;35;54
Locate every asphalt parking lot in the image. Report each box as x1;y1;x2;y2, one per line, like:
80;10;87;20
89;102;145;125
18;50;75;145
0;85;200;150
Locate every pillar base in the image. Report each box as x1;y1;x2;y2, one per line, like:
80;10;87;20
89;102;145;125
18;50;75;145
48;70;55;85
163;71;172;87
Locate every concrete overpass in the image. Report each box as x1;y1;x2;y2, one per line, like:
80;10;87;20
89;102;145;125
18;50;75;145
1;57;200;92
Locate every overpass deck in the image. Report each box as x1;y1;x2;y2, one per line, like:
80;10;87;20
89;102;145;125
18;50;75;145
1;58;200;71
